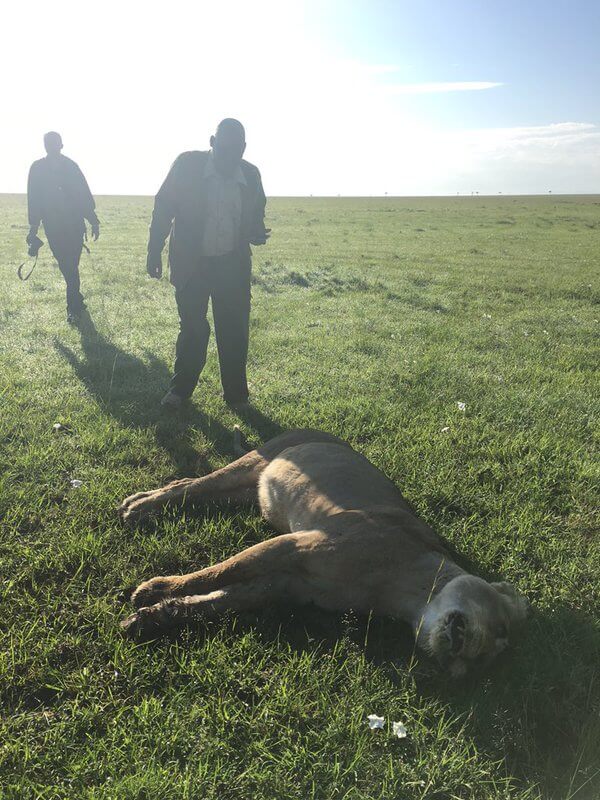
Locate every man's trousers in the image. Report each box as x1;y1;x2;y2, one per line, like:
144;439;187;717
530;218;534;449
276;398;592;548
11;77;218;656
171;253;251;403
46;226;85;314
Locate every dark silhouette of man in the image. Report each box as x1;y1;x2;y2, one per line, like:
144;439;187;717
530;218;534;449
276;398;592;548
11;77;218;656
27;132;100;323
147;118;269;409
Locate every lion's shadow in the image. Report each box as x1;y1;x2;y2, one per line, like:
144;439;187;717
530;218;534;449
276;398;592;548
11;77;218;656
270;601;597;797
124;523;598;800
259;598;595;800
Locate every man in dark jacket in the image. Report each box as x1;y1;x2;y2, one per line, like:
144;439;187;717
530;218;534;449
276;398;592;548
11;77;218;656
147;118;269;409
27;132;100;322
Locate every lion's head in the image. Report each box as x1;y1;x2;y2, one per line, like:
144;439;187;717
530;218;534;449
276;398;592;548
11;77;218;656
417;575;528;677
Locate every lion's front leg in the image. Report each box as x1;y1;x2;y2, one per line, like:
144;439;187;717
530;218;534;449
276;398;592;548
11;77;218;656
121;580;285;639
121;530;328;641
128;531;313;610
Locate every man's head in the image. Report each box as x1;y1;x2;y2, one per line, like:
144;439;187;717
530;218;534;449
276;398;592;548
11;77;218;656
210;119;246;177
44;131;63;156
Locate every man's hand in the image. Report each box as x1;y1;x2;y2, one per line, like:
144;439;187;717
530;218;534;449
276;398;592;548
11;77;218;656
91;221;100;241
147;252;162;279
25;227;44;257
250;228;271;246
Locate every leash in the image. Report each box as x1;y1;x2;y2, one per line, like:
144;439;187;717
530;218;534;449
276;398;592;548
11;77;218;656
17;233;92;281
17;235;44;281
17;254;40;281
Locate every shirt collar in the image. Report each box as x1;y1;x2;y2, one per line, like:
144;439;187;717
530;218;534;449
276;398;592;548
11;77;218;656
205;151;247;185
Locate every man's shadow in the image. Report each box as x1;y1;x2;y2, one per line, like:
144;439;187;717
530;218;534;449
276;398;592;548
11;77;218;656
54;313;282;476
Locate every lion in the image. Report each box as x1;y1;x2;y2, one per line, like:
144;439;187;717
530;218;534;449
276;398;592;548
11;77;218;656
119;429;528;677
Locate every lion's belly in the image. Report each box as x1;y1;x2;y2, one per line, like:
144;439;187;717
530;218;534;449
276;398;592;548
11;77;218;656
257;442;405;532
258;462;326;532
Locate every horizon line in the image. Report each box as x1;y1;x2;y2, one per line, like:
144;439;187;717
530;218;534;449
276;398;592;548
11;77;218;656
2;191;599;199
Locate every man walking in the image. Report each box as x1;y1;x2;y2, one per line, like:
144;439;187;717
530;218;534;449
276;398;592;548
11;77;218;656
27;132;100;323
147;119;269;409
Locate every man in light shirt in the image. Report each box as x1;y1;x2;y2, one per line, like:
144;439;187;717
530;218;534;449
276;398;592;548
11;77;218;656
147;119;269;409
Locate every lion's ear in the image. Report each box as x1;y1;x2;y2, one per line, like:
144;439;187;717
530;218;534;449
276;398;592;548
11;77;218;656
491;581;529;624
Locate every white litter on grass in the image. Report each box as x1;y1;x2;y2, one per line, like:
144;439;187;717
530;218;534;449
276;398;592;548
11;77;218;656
53;423;70;433
457;402;466;411
392;721;407;738
483;313;492;319
367;714;385;730
441;426;450;433
70;479;83;488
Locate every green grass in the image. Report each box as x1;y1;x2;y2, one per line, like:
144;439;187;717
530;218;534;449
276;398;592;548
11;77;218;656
1;193;599;799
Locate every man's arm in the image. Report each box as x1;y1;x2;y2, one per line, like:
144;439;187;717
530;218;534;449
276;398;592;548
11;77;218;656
27;163;42;236
147;155;184;277
249;167;270;246
72;162;100;240
148;156;182;255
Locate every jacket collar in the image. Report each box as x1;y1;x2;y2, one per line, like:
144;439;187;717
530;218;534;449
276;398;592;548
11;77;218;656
203;151;247;185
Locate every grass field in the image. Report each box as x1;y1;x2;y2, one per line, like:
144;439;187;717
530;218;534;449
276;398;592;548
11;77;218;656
1;193;599;800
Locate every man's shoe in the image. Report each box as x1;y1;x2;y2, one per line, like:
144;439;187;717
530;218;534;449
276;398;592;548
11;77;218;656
161;390;184;409
226;398;251;412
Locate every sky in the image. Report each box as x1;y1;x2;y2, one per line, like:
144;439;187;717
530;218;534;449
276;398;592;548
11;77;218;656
2;0;599;196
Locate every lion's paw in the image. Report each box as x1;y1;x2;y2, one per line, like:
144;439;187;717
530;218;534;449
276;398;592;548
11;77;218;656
131;578;173;609
118;491;164;523
120;607;162;640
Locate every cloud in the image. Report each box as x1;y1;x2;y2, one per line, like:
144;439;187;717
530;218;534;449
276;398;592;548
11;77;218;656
472;121;597;143
458;122;600;162
387;81;503;94
434;122;600;193
307;119;600;195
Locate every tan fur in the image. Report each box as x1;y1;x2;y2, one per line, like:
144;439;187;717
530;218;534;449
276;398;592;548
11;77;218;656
119;429;527;675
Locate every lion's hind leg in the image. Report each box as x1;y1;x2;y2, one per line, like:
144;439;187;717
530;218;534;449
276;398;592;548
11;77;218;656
119;428;347;524
119;449;268;523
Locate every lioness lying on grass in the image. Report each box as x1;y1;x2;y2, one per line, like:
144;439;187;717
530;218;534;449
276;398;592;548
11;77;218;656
119;429;527;677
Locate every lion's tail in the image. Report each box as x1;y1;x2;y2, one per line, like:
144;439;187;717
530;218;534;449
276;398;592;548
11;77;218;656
233;425;250;457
